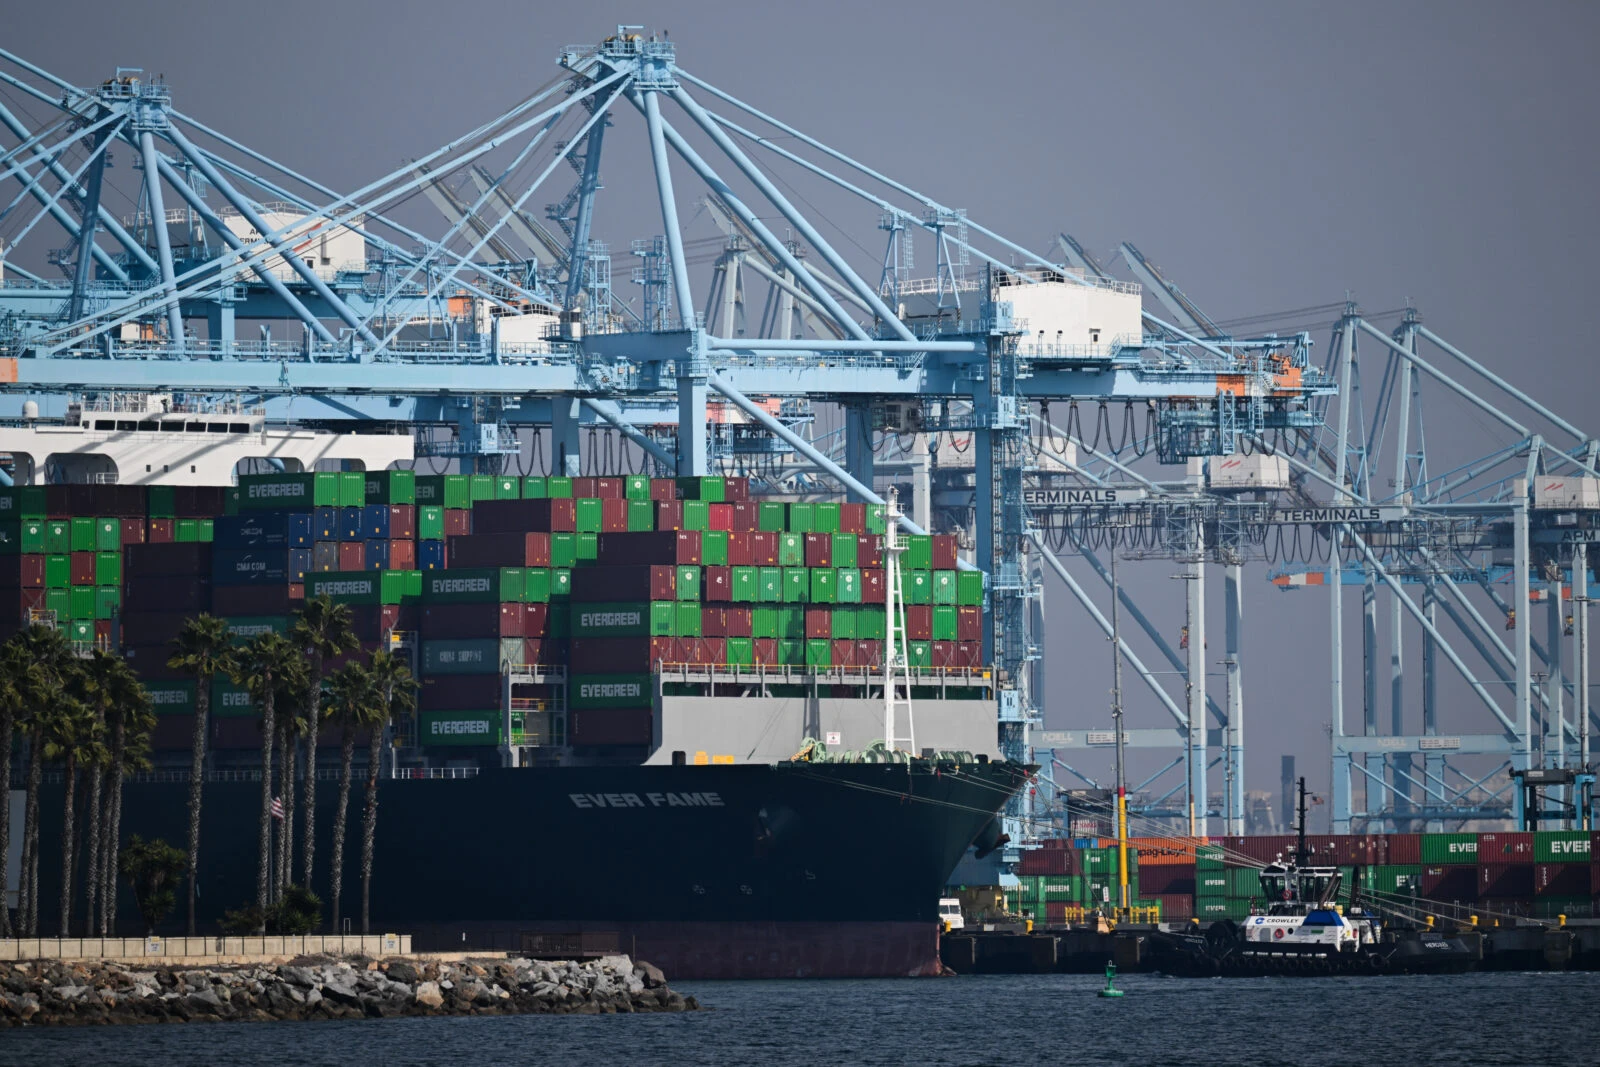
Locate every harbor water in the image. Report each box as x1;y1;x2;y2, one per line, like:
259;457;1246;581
3;971;1592;1066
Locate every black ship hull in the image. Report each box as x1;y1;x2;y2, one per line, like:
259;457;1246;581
1146;923;1483;977
33;759;1028;978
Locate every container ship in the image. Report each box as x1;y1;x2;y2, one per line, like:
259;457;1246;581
5;445;1027;978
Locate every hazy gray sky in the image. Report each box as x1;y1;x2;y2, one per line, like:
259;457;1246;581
7;0;1597;824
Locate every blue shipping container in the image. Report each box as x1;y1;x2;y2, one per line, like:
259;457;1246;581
213;512;311;548
313;506;339;541
362;503;391;540
211;548;290;585
418;540;446;571
288;548;312;582
339;507;364;542
365;539;390;570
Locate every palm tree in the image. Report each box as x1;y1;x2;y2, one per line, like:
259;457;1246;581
290;596;357;890
323;661;377;930
168;614;232;935
361;649;414;933
273;660;311;901
0;637;38;939
97;656;154;935
43;697;105;936
70;650;119;935
17;624;74;935
230;631;297;926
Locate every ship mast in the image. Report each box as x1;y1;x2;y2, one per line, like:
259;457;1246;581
1111;543;1129;919
883;488;915;754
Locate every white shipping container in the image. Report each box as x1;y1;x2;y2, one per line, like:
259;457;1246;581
1209;454;1290;490
1532;477;1600;509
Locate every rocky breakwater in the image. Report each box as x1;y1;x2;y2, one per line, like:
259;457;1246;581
0;954;698;1026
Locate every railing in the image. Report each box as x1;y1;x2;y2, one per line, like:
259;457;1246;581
655;662;993;687
0;934;409;962
390;766;481;780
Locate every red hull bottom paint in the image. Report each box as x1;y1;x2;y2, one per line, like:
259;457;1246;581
408;920;942;979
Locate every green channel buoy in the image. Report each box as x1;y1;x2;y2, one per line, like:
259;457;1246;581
1097;960;1124;998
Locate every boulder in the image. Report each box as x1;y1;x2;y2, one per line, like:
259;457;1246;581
413;981;444;1009
634;961;667;988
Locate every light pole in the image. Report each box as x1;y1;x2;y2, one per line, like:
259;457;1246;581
1109;543;1129;920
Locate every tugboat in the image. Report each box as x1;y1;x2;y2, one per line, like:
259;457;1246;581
1149;780;1481;976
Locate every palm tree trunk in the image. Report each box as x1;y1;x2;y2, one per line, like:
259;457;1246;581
330;728;354;930
101;714;127;936
360;723;382;934
255;686;276;929
302;651;323;889
276;720;292;899
0;707;12;939
186;677;211;936
59;754;77;936
83;760;103;936
22;725;44;935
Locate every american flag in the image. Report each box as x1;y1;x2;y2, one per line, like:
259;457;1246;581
270;796;285;821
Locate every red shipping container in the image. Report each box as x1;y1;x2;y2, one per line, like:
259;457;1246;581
704;565;732;602
727;532;754;567
120;518;147;546
1155;894;1195;920
723;477;750;502
839;502;866;534
595;477;624;499
1138;865;1198;896
856;639;882;668
571;707;653;747
655;500;683;531
70;552;96;586
1534;863;1590;897
1222;835;1299;865
497;602;526;638
1016;848;1073;875
731;502;758;533
524;603;549;637
388;540;416;571
670;637;697;664
572;477;598;498
932;534;959;571
19;589;45;614
601;498;630;533
862;569;886;604
700;637;727;665
749;532;778;566
860;535;885;568
708;503;734;532
701;606;725;638
1477;832;1535;861
955;641;983;667
723;606;752;638
752;638;778;665
803;533;832;568
1385;834;1422;865
1043;903;1070;925
338;542;365;571
1420;865;1477;901
830;639;857;668
905;605;933;641
957;606;982;642
18;555;43;588
1477;863;1532;899
805;607;831;639
147;519;174;544
930;640;956;668
95;620;114;642
444;509;472;537
649;478;677;503
387;505;416;540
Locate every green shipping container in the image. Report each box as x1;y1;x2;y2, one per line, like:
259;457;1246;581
20;520;45;554
777;606;805;640
1226;866;1261;898
495;476;520;500
1363;866;1420;896
676;565;701;601
524;569;551;603
93;586;120;620
95;518;121;552
575;498;603;533
957;570;985;606
420;710;503;746
905;569;932;605
69;587;96;621
336;472;366;507
422;639;505;675
224;616;290;643
703;530;729;566
932;605;958;641
751;607;779;639
781;568;809;603
198;519;214;543
365;470;417;504
758;502;786;531
44;589;69;619
1196;871;1230;896
777;640;805;665
521;476;549;499
726;637;754;666
45;555;69;589
627;500;655;532
674;601;703;637
624;476;651;501
576;532;599;561
857;608;886;641
551;569;571;597
69;517;94;552
147;485;176;518
238;472;332;510
831;533;858;568
417;506;445;542
1535;831;1592;863
146;680;197;717
836;568;862;604
813;502;840;534
307;571;407;605
570;601;675;638
731;566;757;603
1195;844;1225;869
1421;833;1479;865
467;475;495;503
777;533;804;566
682;501;710;532
866;504;887;535
676;476;725;502
550;533;578;569
809;568;836;603
423;568;524;603
758;567;782;603
174;520;199;543
570;675;654;709
830;608;857;639
45;520;70;554
546;476;574;498
787;503;814;533
932;570;957;605
210;679;258;718
94;552;121;586
909;641;932;668
804;638;831;668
